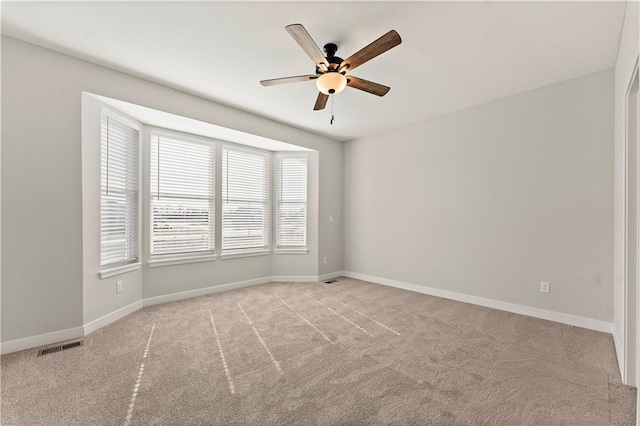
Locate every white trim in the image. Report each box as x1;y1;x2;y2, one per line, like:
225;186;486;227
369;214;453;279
220;250;270;260
275;152;309;250
222;142;271;157
148;132;216;262
1;326;84;355
102;105;141;131
274;248;309;255
275;152;309;159
343;271;614;334
623;55;640;386
318;271;345;282
100;107;143;270
147;254;217;268
99;262;141;279
150;127;219;148
4;270;615;355
83;300;143;336
614;326;625;379
272;275;319;282
637;391;640;426
142;276;271;307
2;276;264;354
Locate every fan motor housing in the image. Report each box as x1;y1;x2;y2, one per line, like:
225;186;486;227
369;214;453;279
317;63;344;74
321;43;344;71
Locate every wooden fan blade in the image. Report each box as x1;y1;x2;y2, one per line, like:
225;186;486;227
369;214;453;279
346;75;390;97
313;92;329;110
285;24;329;68
260;75;318;87
339;30;401;72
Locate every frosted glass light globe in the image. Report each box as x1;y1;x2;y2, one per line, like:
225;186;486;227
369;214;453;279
316;72;347;95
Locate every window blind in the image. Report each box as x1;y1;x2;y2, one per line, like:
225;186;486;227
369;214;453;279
150;134;215;256
101;113;139;267
276;155;308;248
222;146;269;253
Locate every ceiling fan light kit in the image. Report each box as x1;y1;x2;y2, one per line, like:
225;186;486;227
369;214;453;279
260;24;401;115
316;72;347;95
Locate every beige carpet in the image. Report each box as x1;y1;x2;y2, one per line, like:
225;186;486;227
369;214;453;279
1;278;636;425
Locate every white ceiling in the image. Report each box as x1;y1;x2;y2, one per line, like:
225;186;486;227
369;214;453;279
2;1;627;141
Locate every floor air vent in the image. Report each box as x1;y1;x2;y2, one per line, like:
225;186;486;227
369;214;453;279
324;279;339;284
37;341;83;357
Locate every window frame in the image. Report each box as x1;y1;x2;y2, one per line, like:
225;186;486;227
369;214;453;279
146;128;219;268
220;143;271;258
98;107;142;278
275;153;309;253
148;129;217;264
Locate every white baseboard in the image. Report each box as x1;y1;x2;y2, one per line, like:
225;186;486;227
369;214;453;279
0;270;345;354
612;326;625;381
142;276;272;307
272;275;319;282
272;271;346;282
318;271;345;282
1;326;84;355
637;388;640;426
1;300;144;355
343;271;614;334
84;300;143;336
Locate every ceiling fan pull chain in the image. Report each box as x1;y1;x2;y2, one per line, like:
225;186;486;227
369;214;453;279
331;96;335;125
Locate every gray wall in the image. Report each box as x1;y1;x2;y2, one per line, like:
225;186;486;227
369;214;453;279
82;95;143;326
344;69;614;322
2;36;343;342
1;32;617;344
271;151;320;279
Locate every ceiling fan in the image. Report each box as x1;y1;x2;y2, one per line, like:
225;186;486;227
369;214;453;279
260;24;402;111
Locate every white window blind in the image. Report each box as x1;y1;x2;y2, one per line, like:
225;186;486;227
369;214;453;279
222;146;269;253
101;113;139;267
150;134;215;257
276;155;308;248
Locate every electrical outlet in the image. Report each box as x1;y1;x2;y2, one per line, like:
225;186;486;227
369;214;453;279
116;281;123;293
329;216;333;223
323;256;327;265
540;281;550;293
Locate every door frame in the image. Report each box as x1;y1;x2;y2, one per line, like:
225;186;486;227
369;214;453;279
624;55;640;387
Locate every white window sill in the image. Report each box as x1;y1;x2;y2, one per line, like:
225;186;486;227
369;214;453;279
147;254;217;268
220;250;270;260
275;248;308;255
99;262;142;279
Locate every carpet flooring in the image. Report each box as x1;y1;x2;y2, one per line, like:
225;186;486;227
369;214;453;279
1;278;636;425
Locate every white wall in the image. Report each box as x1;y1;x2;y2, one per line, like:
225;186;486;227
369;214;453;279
344;69;614;323
1;36;343;343
612;0;639;384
